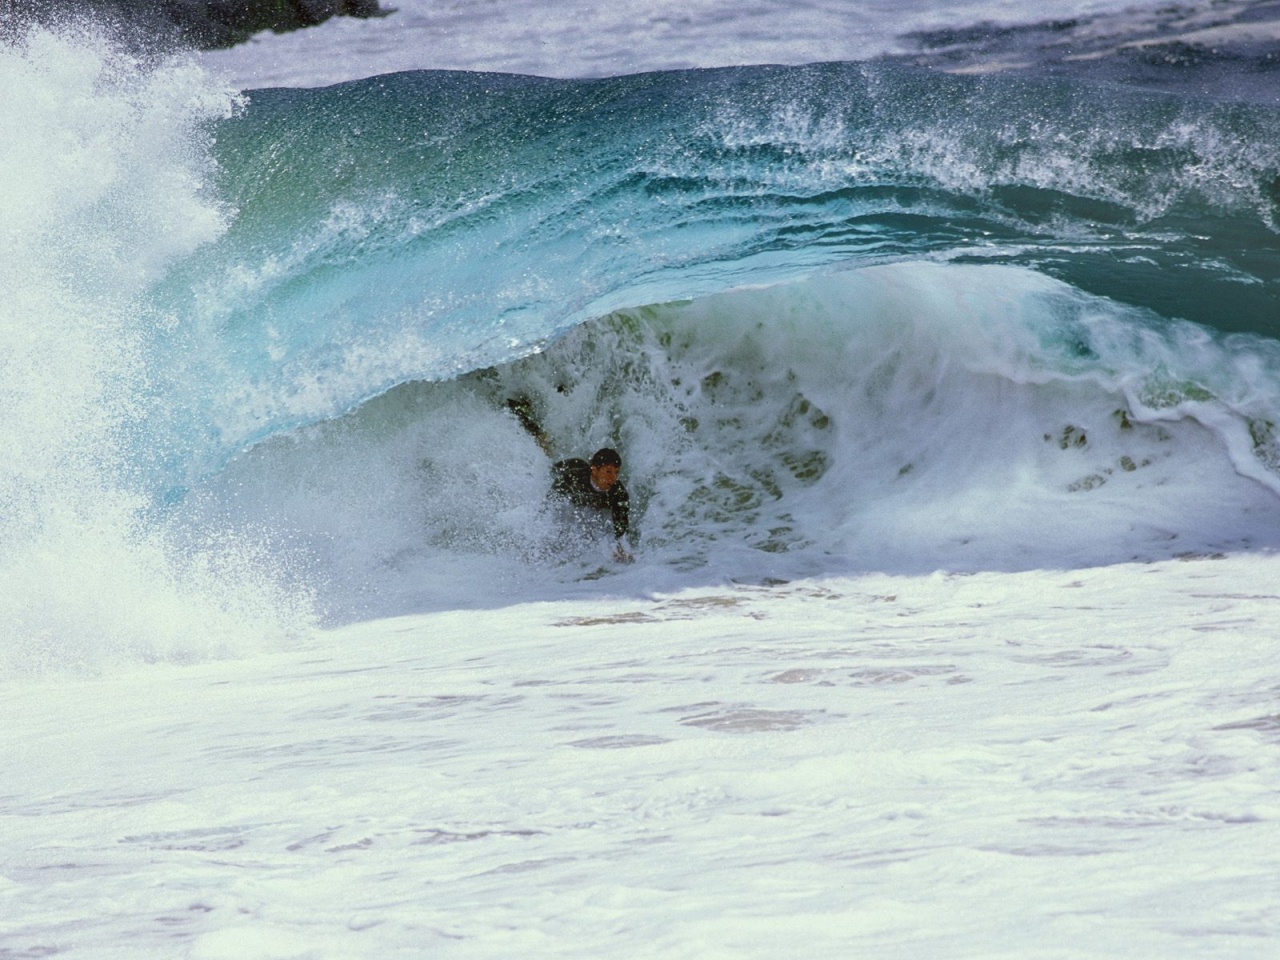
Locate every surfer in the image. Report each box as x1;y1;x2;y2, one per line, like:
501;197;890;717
507;397;633;562
550;447;632;558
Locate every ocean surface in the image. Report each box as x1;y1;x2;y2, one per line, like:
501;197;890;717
3;2;1280;956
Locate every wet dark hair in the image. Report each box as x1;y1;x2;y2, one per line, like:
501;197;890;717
590;447;622;468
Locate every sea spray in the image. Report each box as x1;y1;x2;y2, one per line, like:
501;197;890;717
0;27;314;674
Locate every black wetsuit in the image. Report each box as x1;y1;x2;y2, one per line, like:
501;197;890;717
550;459;630;539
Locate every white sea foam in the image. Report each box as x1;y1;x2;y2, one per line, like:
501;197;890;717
0;28;314;674
170;263;1280;627
195;0;1184;88
3;554;1278;957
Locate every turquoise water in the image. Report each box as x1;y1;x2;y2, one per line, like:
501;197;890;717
136;65;1280;481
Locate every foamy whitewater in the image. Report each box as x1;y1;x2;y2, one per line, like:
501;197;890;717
3;2;1280;956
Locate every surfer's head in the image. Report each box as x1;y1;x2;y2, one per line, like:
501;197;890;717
590;447;622;491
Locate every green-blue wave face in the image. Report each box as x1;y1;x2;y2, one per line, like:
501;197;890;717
141;63;1280;482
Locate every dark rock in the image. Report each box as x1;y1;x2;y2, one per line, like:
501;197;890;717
1;0;392;51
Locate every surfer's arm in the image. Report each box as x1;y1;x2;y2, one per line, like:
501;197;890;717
507;397;553;456
610;484;630;539
609;485;632;561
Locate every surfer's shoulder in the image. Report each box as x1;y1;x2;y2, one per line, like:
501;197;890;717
551;457;590;491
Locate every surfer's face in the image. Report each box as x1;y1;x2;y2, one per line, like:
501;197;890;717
590;463;620;491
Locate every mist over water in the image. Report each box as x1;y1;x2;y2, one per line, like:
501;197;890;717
0;29;313;673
